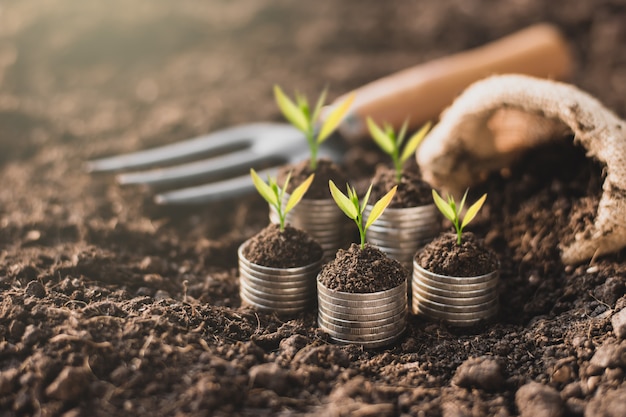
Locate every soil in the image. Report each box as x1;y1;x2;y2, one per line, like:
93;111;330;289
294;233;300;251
417;232;499;277
1;1;626;416
370;165;433;208
241;224;322;268
278;158;348;200
317;243;407;293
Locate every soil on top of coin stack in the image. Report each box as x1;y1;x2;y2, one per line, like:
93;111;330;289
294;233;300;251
278;158;348;199
242;223;322;268
318;243;407;292
369;165;433;208
417;232;498;276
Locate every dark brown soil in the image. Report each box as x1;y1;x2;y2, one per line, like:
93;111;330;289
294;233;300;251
1;1;626;416
318;243;407;293
241;224;322;268
417;232;499;276
370;165;433;208
278;158;348;199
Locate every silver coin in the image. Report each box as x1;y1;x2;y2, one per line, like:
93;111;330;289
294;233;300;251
318;305;406;328
413;272;498;292
413;292;498;313
240;281;314;302
317;291;407;310
318;300;406;321
413;301;498;320
317;280;407;301
412;278;497;299
412;284;497;306
240;292;311;314
241;274;314;291
317;297;407;316
318;315;406;337
239;258;321;277
240;286;312;308
413;262;498;284
327;331;404;348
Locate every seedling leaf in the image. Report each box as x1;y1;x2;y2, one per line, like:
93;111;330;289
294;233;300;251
311;88;328;124
360;183;373;214
274;85;309;133
365;185;397;230
400;121;431;163
457;189;468;214
461;193;487;229
285;174;314;214
367;117;394;154
329;180;358;219
432;189;455;222
317;93;355;144
250;169;279;207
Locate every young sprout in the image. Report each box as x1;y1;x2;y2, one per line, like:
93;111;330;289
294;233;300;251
274;85;355;171
329;180;397;249
432;189;487;245
367;118;431;183
250;169;314;232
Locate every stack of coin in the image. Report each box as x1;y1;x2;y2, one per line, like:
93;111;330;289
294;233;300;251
317;279;407;348
270;195;348;261
412;261;498;326
238;244;322;315
364;204;440;270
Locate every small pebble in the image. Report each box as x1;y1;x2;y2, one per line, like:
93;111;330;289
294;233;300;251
452;356;505;392
560;381;582;399
585;387;626;417
45;366;91;401
588;341;626;374
515;381;564;417
0;367;18;395
611;308;626;339
21;325;43;347
25;280;46;298
248;363;291;395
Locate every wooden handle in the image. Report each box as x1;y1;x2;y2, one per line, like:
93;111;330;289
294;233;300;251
334;23;573;141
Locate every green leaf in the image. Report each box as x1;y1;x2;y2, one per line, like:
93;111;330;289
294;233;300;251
461;193;487;229
432;189;456;222
365;185;397;230
311;88;328;124
285;174;314;214
280;171;292;198
329;180;358;220
396;119;409;148
400;121;431;163
317;93;355;144
457;189;468;214
360;183;373;214
250;169;279;207
367;117;395;155
274;85;309;133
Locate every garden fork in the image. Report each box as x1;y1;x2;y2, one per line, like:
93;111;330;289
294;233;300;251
86;24;572;205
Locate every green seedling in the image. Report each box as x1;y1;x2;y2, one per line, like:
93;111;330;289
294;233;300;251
432;189;487;245
329;180;397;249
250;168;314;232
274;85;355;171
367;117;431;183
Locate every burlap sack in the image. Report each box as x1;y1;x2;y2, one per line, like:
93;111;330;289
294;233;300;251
417;74;626;265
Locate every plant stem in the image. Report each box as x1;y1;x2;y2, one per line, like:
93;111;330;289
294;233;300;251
356;213;365;249
454;218;462;245
307;131;317;171
394;161;403;183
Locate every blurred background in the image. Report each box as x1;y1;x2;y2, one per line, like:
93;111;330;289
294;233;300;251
0;0;624;237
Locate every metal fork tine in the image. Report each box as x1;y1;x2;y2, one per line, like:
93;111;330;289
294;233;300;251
117;149;277;187
85;123;283;173
154;168;277;205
